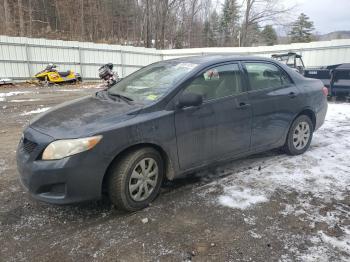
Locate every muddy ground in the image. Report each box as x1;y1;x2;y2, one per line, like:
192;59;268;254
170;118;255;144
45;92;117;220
0;85;349;262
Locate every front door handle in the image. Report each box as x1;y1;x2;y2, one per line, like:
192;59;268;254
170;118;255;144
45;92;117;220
237;102;251;110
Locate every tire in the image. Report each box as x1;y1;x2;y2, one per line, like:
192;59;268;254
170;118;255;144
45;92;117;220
283;115;313;155
107;147;164;211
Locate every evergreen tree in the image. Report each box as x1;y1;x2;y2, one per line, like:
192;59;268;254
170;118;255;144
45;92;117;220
289;13;315;43
220;0;240;46
203;20;212;47
202;11;221;47
261;25;278;46
211;11;221;47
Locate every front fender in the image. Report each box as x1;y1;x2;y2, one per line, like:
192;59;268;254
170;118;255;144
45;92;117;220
100;110;180;181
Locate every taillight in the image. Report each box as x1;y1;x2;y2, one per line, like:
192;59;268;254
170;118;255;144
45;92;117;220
322;86;328;97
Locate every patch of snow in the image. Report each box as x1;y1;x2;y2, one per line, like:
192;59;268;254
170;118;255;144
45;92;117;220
56;89;83;92
293;234;347;262
200;103;350;209
249;230;262;239
319;229;350;255
243;216;257;226
10;99;41;102
218;186;267;209
0;91;32;98
141;218;149;224
0;91;34;102
198;103;350;260
0;159;7;176
21;107;51;116
79;84;102;89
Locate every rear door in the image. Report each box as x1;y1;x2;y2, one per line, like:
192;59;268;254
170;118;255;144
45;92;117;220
174;63;252;170
243;61;301;150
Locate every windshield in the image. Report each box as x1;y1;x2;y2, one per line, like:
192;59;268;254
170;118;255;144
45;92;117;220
108;61;198;103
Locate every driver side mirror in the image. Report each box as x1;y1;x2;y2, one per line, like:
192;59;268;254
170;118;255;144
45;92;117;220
177;92;203;108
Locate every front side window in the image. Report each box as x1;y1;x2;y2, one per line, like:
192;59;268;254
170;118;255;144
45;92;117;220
108;61;198;103
183;64;243;101
245;62;292;91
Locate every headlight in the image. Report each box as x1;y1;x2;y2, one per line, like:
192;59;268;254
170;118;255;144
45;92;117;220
42;135;102;160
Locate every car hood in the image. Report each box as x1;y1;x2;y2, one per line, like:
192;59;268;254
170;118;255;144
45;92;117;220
29;95;143;139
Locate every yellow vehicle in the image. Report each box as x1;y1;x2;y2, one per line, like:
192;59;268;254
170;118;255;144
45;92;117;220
34;64;82;84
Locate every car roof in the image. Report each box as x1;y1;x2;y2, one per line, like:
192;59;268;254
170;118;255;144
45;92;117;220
164;54;276;66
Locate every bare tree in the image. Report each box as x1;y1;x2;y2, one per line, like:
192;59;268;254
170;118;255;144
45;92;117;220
3;0;11;35
17;0;25;36
241;0;293;46
0;0;297;49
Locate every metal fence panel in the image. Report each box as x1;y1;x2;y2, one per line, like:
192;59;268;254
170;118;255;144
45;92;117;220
0;35;350;80
0;35;163;80
161;39;350;68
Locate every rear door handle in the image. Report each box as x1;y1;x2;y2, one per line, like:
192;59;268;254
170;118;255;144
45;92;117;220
288;92;298;98
237;102;250;110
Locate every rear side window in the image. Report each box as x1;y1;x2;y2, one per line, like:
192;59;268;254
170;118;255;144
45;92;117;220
183;64;243;101
245;62;292;91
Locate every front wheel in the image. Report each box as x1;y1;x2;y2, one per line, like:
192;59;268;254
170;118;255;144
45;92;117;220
107;147;164;211
283;115;313;155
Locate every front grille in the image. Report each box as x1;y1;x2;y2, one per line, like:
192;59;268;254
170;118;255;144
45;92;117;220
22;137;38;154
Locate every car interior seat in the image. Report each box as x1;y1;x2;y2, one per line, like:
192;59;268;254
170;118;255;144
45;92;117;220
215;72;241;98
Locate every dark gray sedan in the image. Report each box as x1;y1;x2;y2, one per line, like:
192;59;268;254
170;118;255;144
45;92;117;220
16;55;328;211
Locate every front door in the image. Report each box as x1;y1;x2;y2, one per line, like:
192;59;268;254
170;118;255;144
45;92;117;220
174;63;252;170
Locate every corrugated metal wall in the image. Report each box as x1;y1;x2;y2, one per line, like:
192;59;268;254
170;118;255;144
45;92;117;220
161;39;350;67
0;35;161;80
0;35;350;80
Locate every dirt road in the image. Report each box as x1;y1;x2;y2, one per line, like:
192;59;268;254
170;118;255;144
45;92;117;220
0;85;349;261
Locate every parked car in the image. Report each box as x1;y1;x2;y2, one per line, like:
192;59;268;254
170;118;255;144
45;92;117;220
17;56;328;211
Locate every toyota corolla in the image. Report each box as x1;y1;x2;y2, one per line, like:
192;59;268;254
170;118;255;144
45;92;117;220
16;55;328;211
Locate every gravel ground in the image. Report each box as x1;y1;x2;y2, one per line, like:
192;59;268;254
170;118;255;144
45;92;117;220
0;85;349;262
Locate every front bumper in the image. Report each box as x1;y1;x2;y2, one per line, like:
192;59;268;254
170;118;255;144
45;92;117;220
16;127;107;204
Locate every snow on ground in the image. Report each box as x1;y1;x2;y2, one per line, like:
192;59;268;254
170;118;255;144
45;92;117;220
218;186;268;209
0;159;6;175
55;89;85;92
9;99;41;103
0;91;33;102
199;103;350;260
21;107;51;116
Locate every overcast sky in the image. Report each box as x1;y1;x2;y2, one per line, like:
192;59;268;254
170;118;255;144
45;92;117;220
215;0;350;34
283;0;350;34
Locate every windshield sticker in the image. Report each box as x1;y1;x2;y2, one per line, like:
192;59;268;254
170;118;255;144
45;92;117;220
204;69;219;80
146;94;158;100
175;63;198;70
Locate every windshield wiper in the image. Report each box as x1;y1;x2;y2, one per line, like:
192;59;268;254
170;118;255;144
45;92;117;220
107;92;134;103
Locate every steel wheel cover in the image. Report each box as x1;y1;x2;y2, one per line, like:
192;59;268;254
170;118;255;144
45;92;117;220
292;121;310;150
128;157;159;202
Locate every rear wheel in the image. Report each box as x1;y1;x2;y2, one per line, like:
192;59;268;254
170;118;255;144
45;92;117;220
107;147;164;211
283;115;313;155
